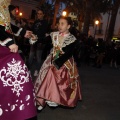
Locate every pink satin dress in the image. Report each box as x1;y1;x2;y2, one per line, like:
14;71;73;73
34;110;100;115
34;53;82;107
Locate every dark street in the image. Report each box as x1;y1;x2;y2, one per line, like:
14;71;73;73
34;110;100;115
37;65;120;120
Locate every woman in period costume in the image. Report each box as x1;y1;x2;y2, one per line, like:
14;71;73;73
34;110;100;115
35;17;82;110
0;0;37;120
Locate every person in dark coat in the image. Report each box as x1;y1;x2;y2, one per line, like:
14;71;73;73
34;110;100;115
28;9;48;76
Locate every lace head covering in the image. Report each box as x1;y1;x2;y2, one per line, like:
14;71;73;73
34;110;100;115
0;0;11;26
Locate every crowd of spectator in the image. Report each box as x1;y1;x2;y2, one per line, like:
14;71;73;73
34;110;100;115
73;33;120;69
10;6;120;75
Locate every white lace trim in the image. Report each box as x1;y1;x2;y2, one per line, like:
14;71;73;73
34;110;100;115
62;34;76;47
51;32;76;48
29;34;38;45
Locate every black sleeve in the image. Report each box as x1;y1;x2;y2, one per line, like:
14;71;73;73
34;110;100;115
53;41;77;69
43;20;48;35
0;25;14;47
32;20;48;43
11;24;26;37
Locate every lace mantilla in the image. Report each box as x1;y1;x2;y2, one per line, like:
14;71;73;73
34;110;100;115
0;0;11;31
62;34;76;47
51;32;76;48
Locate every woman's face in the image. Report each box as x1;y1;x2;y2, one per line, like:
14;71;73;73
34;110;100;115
58;18;70;33
37;10;44;20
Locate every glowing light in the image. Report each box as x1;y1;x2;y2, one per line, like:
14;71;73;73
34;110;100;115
95;20;99;25
19;12;22;16
62;11;67;16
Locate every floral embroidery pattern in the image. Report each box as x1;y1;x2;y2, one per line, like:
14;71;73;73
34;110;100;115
0;58;29;96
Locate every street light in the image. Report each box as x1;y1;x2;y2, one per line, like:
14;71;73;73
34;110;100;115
19;12;23;17
62;11;67;17
95;20;99;25
94;20;99;39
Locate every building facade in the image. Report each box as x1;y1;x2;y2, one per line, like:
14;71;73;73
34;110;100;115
86;10;120;39
68;10;120;39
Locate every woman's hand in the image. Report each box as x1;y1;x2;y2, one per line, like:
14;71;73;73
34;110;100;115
9;44;18;53
29;34;38;45
24;30;33;38
30;34;38;41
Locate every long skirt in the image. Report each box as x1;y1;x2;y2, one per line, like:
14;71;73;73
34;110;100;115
0;46;37;120
35;54;82;107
